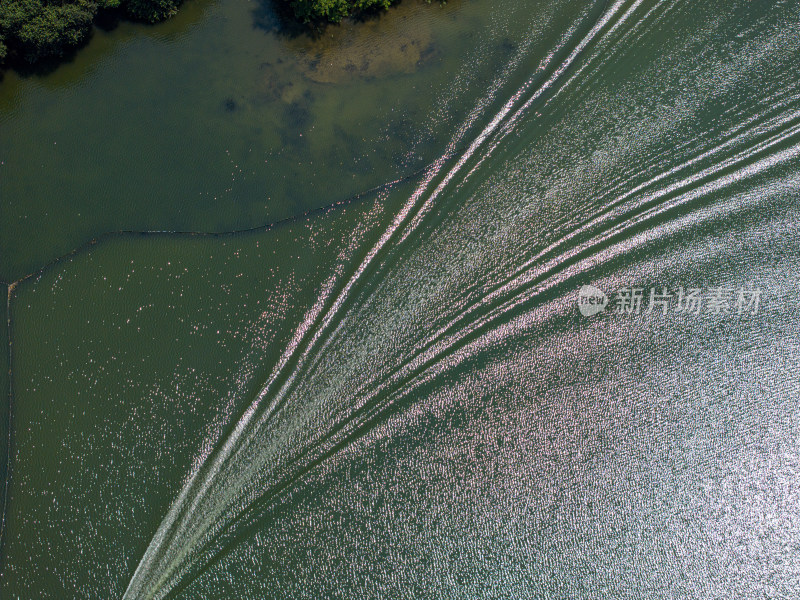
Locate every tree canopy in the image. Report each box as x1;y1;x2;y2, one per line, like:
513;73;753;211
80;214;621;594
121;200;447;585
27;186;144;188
0;0;183;65
288;0;395;24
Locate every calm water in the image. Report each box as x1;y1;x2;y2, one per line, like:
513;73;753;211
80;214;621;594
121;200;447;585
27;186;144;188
3;0;800;598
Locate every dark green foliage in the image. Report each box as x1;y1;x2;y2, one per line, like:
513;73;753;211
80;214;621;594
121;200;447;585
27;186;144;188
288;0;395;23
0;0;180;65
0;0;95;62
125;0;180;23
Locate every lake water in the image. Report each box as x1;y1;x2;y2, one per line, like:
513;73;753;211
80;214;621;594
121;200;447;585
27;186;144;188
2;0;800;598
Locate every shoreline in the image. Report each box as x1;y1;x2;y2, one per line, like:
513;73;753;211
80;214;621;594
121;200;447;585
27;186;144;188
0;0;422;75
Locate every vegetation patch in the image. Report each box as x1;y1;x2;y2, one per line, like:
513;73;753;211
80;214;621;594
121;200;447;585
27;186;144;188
288;0;395;24
0;0;182;65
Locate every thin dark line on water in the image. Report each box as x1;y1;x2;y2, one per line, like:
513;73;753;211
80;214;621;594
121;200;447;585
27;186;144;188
0;284;13;562
4;169;426;289
0;158;445;579
0;163;433;575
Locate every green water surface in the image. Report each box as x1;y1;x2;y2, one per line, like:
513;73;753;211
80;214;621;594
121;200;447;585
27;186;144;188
2;0;800;598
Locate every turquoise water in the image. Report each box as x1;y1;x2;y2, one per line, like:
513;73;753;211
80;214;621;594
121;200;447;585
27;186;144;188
3;0;800;598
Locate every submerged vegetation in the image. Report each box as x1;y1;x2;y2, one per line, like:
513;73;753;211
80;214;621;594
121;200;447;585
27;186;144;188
0;0;411;68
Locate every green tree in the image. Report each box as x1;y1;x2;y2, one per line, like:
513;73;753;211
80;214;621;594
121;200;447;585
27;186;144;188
0;0;177;65
125;0;180;23
288;0;395;23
